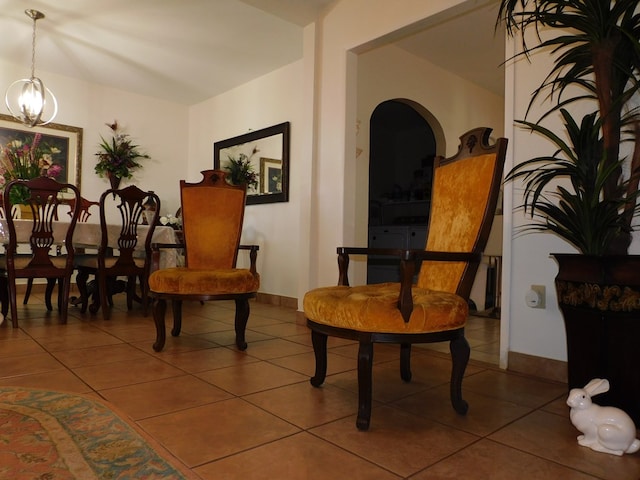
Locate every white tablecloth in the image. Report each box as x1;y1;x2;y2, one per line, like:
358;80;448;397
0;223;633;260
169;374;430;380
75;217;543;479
0;220;178;269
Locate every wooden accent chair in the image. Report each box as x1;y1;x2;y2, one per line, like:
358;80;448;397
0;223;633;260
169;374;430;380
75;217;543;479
74;186;160;319
303;127;507;430
0;176;81;327
148;170;260;352
22;196;100;306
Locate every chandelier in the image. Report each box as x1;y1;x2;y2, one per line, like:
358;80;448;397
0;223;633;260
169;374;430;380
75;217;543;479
5;9;58;127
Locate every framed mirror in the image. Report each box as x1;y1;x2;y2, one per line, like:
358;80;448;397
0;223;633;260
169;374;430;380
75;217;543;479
214;122;290;205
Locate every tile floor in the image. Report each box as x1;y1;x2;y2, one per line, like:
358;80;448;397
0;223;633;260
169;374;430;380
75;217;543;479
1;293;640;479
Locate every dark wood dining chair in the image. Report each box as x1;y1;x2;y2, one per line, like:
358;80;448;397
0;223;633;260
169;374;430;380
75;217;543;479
74;186;160;319
303;127;507;430
148;170;260;352
0;176;81;327
22;196;100;307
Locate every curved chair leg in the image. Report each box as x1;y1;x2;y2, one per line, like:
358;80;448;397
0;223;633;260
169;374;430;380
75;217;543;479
153;298;167;352
450;334;470;415
44;278;57;311
23;278;33;305
400;343;412;381
357;341;374;431
75;268;90;313
171;300;182;336
310;329;328;387
59;276;71;324
234;298;249;350
0;277;9;322
98;273;110;319
8;278;18;328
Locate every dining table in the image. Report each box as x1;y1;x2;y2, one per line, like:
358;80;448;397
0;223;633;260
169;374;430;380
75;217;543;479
0;219;179;312
0;219;179;269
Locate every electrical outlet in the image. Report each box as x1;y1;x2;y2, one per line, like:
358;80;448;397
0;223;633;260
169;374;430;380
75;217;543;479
525;285;546;309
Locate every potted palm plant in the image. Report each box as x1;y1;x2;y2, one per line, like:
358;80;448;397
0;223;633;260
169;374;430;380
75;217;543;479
498;0;640;422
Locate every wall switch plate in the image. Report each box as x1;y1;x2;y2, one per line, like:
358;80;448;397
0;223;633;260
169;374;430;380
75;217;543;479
525;285;546;309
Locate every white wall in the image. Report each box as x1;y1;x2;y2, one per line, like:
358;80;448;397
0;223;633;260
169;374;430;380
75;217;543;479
188;60;307;300
0;58;189;219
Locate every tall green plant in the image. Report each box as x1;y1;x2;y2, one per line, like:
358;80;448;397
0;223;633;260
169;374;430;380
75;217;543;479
498;0;640;254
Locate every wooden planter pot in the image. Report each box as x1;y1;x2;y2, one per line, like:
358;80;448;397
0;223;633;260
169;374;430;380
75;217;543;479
554;254;640;426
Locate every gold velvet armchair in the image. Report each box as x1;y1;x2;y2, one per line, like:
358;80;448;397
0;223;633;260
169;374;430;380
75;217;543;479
148;170;260;352
303;127;507;430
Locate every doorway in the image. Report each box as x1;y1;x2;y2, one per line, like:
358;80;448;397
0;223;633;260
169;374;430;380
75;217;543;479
367;99;435;284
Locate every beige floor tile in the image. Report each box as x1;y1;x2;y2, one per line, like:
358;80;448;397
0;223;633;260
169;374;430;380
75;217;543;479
413;439;599;479
51;342;153;368
0;369;92;393
194;432;401;480
160;345;258;373
394;383;533;436
0;352;66;378
463;369;567;408
138;398;300;467
72;356;184;390
311;405;478;478
269;350;358;377
196;360;308;395
100;374;233;420
0;337;46;357
244;381;359;428
239;337;312;360
489;410;640;480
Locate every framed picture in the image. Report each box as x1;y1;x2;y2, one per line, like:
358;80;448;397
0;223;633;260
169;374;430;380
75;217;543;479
0;113;83;190
259;157;282;194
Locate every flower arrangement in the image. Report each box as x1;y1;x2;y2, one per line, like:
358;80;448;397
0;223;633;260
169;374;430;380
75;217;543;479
159;213;181;230
224;146;259;191
94;121;149;181
0;132;63;204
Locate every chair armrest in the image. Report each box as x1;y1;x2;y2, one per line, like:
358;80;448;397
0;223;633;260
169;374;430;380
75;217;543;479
336;247;481;323
239;244;259;276
150;242;185;272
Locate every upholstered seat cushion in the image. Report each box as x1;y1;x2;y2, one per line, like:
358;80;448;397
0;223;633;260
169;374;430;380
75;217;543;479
74;255;146;269
149;268;260;295
303;282;468;334
0;255;71;270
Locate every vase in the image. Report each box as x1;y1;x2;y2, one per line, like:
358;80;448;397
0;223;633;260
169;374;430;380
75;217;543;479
107;172;121;190
553;254;640;426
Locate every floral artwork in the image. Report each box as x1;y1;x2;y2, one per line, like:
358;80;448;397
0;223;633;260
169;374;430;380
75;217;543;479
0;132;65;204
0;114;82;204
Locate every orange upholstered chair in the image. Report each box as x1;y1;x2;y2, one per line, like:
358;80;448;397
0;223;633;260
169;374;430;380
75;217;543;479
303;127;507;430
148;170;260;352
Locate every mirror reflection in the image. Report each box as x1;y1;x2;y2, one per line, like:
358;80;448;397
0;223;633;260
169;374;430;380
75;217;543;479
214;122;290;205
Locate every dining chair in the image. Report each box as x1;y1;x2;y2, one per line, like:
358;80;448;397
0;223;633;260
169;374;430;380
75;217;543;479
0;176;81;327
22;196;100;307
148;170;260;352
303;127;507;430
74;186;160;319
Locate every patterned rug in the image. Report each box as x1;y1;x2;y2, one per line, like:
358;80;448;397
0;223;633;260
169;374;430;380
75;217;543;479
0;386;195;479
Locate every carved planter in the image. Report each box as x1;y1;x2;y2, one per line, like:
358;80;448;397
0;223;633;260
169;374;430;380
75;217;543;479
554;254;640;425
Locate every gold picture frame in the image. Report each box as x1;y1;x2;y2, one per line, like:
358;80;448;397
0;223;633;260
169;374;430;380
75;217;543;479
259;157;282;194
0;113;83;190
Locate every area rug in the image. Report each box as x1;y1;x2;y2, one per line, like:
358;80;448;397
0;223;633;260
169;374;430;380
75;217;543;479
0;386;196;479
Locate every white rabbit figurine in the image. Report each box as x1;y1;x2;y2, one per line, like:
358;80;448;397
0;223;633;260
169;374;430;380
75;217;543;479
567;378;640;456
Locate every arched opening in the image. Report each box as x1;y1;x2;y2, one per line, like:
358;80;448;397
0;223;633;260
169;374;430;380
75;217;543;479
367;99;436;284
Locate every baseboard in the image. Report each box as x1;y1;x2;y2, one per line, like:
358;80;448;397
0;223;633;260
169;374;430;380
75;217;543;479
507;351;568;384
255;292;298;310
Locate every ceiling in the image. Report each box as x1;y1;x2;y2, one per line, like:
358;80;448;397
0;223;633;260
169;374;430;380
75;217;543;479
0;0;504;106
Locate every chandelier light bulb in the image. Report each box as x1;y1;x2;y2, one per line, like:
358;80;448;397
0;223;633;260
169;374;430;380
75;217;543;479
5;9;58;127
